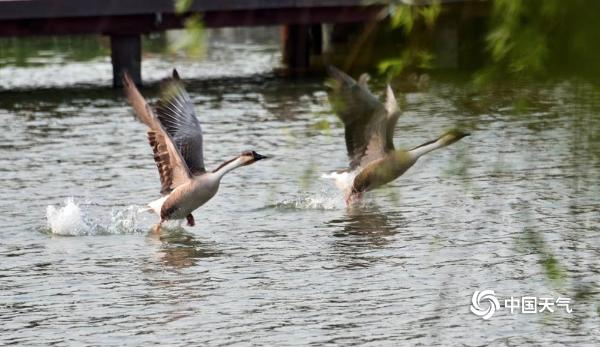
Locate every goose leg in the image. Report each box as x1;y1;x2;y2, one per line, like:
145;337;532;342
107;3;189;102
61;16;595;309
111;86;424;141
150;221;163;238
186;214;195;227
345;192;363;206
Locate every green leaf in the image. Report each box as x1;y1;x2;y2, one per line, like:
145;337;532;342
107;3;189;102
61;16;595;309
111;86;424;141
175;0;193;14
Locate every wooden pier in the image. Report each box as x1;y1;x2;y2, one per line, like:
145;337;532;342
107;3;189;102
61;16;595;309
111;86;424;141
0;0;389;86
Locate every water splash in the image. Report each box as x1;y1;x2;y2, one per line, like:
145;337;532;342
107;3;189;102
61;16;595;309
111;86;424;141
45;198;144;236
272;193;345;210
106;205;143;234
46;198;90;235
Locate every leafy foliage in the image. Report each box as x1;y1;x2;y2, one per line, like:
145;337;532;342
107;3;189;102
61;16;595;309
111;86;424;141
170;0;205;58
384;0;600;85
379;1;441;78
477;0;600;85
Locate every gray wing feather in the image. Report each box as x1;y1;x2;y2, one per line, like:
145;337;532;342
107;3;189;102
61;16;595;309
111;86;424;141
155;70;206;175
327;66;391;169
384;84;401;151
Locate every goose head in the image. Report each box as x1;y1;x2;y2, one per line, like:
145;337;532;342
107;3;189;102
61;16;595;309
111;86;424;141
439;129;470;146
239;150;268;166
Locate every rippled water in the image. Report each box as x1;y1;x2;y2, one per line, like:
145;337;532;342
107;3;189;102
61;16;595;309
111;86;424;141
1;28;600;346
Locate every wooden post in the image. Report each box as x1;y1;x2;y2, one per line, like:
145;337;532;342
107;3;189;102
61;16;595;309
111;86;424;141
110;34;141;88
282;24;310;73
310;24;323;55
433;18;458;69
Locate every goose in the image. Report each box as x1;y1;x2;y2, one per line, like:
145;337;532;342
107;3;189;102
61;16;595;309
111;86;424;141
324;66;469;204
123;70;267;227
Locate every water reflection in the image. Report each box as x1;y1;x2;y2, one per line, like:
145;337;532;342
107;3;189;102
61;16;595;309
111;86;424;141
149;225;222;269
327;205;403;269
337;204;399;237
516;227;566;285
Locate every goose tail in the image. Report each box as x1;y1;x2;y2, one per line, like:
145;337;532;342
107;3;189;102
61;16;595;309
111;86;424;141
321;170;358;193
148;196;168;216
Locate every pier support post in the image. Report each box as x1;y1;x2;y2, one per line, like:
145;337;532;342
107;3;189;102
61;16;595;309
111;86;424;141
433;19;458;69
110;34;141;88
310;24;323;55
282;24;310;73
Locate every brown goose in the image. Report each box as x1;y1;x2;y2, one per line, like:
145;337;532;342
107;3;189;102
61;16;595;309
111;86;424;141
123;70;267;227
324;66;469;204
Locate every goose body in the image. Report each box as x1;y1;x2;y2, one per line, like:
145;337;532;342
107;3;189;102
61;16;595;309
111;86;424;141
325;66;468;203
148;173;219;220
123;70;266;226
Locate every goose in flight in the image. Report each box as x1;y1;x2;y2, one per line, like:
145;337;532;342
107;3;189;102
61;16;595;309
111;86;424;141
123;70;267;227
324;66;469;204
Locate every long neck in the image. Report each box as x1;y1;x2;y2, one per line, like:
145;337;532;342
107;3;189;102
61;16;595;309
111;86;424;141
408;137;446;159
212;156;243;179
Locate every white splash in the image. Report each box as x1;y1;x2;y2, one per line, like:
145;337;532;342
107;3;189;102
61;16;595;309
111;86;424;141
46;198;143;236
275;194;344;210
46;198;91;236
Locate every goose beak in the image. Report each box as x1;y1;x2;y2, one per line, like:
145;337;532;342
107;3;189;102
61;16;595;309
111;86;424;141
252;151;268;161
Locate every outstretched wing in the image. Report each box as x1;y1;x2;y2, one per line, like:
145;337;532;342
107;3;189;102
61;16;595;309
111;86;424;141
384;84;401;152
155;69;206;175
123;73;192;195
327;66;393;169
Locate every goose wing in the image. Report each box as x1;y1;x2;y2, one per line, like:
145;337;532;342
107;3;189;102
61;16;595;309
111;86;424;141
123;73;192;195
355;74;402;152
327;66;396;169
155;70;206;175
384;84;401;152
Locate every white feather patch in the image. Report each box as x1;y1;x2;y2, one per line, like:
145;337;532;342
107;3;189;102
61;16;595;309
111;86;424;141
321;170;359;193
148;196;168;216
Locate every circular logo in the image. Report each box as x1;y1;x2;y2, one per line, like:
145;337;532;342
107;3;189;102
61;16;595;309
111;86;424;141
470;290;500;320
